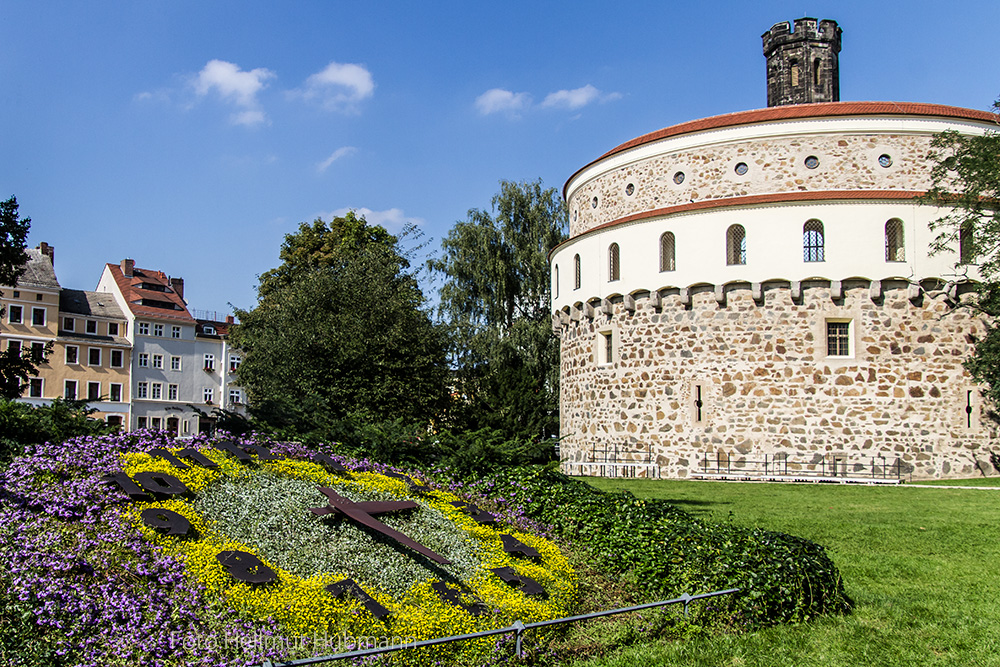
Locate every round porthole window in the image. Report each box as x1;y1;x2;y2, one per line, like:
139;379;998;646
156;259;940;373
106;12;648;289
591;196;598;209
804;155;820;169
878;154;893;168
625;183;635;196
673;171;685;185
735;162;748;176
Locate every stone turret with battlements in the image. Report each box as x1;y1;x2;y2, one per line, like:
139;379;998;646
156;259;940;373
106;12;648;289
763;18;841;106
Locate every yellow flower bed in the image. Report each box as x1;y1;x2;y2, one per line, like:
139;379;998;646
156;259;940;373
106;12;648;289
118;447;576;663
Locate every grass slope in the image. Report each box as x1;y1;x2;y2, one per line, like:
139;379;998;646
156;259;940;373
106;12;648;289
574;478;1000;667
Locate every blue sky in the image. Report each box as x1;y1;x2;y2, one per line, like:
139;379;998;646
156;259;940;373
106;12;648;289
2;0;997;316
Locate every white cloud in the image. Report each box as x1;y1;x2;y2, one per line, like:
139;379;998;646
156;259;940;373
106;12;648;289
317;146;358;172
298;62;375;112
192;59;275;126
475;88;532;115
195;60;274;107
329;207;424;231
542;84;621;110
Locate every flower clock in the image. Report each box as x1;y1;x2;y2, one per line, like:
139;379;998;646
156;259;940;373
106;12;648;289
107;437;576;664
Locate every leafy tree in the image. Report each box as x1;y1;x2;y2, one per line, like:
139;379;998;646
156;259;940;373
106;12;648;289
430;179;568;440
0;196;46;399
230;213;449;441
925;100;1000;404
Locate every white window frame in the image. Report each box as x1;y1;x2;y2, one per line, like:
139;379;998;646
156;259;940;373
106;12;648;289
7;304;22;324
137;322;150;336
64;380;77;400
109;383;122;402
168;384;178;401
86;319;98;334
229;354;241;372
31;307;46;326
152;354;163;369
229;388;242;405
825;319;854;359
150;416;161;430
170;356;181;371
151;383;162;400
153;324;164;337
136;382;148;399
108;322;119;336
88;347;101;367
204;354;215;371
138;353;149;368
65;345;79;365
203;387;214;404
28;377;43;398
63;316;75;332
87;381;101;401
110;349;124;368
137;416;147;429
171;325;181;339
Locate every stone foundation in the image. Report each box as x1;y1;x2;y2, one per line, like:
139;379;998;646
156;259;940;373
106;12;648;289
557;280;998;480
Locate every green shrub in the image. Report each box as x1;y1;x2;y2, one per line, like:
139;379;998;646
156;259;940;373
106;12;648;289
0;398;114;461
474;466;852;629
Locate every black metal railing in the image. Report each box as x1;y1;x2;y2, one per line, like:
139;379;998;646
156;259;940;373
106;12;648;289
563;440;660;478
257;587;739;666
698;451;907;483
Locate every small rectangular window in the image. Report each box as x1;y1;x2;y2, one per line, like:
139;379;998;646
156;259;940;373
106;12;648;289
28;378;42;398
827;321;851;357
204;388;214;403
229;355;241;372
109;383;122;402
8;340;20;355
88;347;101;366
153;324;164;337
151;383;162;400
108;322;119;336
171;356;181;371
137;416;147;429
151;417;161;430
110;349;123;368
136;382;148;399
65;345;79;365
32;308;45;326
229;388;242;404
168;384;178;401
152;354;163;369
204;354;215;371
138;322;150;336
87;382;100;401
64;380;77;400
31;342;45;362
86;320;97;334
171;325;181;339
138;353;149;368
63;317;75;332
7;305;22;324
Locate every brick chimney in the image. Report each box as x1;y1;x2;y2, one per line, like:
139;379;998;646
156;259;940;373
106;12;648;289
226;315;235;324
37;242;54;265
169;277;184;300
121;258;134;277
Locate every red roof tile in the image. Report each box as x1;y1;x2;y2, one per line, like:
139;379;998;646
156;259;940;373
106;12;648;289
106;263;194;322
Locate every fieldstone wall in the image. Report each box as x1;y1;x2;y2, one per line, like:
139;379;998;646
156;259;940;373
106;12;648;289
569;133;933;237
557;280;998;479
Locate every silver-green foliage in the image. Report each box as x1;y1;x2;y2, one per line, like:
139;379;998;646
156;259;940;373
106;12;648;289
194;472;480;596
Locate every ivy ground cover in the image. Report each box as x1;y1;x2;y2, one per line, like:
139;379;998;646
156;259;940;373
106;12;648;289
0;432;575;666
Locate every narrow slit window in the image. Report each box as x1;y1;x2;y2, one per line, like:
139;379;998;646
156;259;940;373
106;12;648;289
574;254;581;290
885;219;905;262
608;243;620;282
660;232;676;272
726;224;746;265
960;223;975;264
803;219;825;262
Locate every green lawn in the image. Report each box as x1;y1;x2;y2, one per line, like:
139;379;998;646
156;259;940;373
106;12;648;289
566;477;1000;667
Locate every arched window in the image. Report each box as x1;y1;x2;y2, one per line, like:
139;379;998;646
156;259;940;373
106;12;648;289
960;223;975;265
574;254;581;290
803;219;825;262
660;232;676;272
726;224;746;265
885;219;905;262
608;243;620;282
553;264;559;298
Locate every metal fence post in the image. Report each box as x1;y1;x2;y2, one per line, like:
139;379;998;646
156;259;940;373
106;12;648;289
513;619;525;658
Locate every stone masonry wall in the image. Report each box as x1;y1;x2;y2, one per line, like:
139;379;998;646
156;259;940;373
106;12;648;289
569;133;933;237
558;281;997;479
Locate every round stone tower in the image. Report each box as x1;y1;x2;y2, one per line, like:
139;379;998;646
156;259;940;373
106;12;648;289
763;17;841;107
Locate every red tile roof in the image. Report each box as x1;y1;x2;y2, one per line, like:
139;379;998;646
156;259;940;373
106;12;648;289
105;263;194;322
565;102;1000;198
